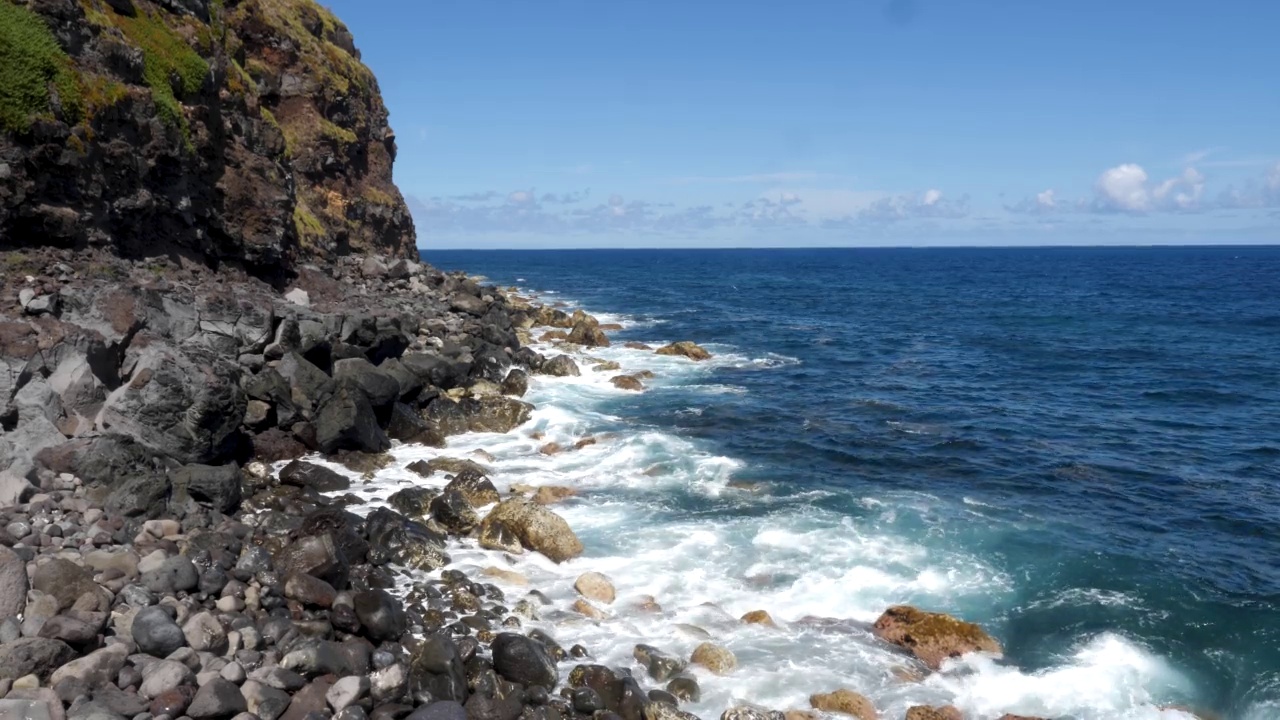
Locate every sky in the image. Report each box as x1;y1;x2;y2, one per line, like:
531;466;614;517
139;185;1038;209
324;0;1280;248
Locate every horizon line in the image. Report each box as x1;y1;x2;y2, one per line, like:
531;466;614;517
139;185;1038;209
419;242;1280;252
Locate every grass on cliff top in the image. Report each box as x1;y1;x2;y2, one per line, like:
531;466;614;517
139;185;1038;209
0;0;83;133
236;0;372;96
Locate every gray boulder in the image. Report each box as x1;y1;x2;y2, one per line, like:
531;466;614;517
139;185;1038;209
314;386;391;454
133;606;187;657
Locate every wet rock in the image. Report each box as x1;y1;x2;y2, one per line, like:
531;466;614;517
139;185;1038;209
242;680;291;720
388;487;437;519
567;322;610;347
0;637;76;681
409;700;467;720
133;606;187;657
721;708;783;720
413;457;489;477
481;567;529;585
643;703;699;720
574;572;616;604
430;489;479;534
689;642;736;675
285;573;338;608
872;605;1002;670
905;708;964;720
478;520;523;554
540;356;580;377
409;634;468;702
530;486;575;505
491;633;558;689
282;640;352;677
479;498;583;563
809;690;877;720
365;508;450;572
274;533;349;587
285;679;336;720
151;685;198;717
740;610;776;626
187;677;248;719
572;599;607;620
279;460;351;492
655;342;712;361
0;547;29;618
354;589;407;642
443;469;500;507
369;662;408;704
610;375;644;391
501;369;529;397
665;677;699;703
334;358;401;408
633;645;686;682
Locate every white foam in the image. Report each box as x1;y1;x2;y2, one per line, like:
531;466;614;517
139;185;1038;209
288;313;1222;720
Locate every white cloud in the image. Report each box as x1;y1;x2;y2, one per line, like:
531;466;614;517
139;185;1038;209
1036;189;1057;209
507;190;536;205
1095;163;1152;212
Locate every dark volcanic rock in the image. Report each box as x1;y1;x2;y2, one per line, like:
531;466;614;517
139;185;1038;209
429;489;478;534
280;460;351;492
171;463;242;514
365;508;449;572
187;677;248;719
354;589;407;642
315;385;392;454
491;633;558;689
409;634;468;702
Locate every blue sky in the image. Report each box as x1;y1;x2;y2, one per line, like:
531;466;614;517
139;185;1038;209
326;0;1280;248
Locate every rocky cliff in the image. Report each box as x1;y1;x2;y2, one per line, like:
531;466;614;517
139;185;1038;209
0;0;416;279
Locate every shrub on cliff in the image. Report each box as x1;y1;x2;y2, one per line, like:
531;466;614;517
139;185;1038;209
0;0;82;132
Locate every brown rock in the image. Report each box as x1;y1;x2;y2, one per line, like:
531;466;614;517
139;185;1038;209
655;341;712;361
689;642;736;675
872;605;1002;670
539;442;563;455
573;437;598;450
539;330;569;342
809;690;878;720
574;572;616;604
481;567;529;585
283;573;337;608
610;375;645;391
786;712;821;720
740;610;775;626
624;342;653;350
479;497;583;562
905;707;964;720
572;598;607;620
531;486;576;505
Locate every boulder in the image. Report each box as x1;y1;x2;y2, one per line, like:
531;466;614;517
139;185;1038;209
0;547;29;619
461;396;534;433
479;497;583;563
531;485;576;505
491;633;558;689
140;555;200;595
284;573;338;608
274;534;349;588
49;641;129;687
905;708;964;720
334;358;400;408
810;690;877;720
644;704;700;720
568;322;610;347
501;369;529;397
97;343;246;463
541;355;580;377
365;508;450;571
655;342;712;361
574;572;616;604
610;375;644;391
386;403;446;446
279;460;351;492
633;645;687;682
872;606;1002;670
171;463;242;514
314;386;391;454
689;642;737;675
572;598;607;619
183;611;228;653
409;634;468;702
187;677;247;719
388;487;438;519
443;468;500;507
412;456;489;477
354;589;406;642
741;610;776;626
430;490;479;534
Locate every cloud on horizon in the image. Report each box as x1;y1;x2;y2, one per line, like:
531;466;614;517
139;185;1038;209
1006;161;1280;216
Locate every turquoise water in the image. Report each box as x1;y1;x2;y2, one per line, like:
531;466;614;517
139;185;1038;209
424;246;1280;719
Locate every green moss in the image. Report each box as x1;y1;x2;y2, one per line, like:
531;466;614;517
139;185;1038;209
79;72;129;118
112;7;209;132
0;0;83;132
319;116;356;145
293;200;325;246
363;185;395;206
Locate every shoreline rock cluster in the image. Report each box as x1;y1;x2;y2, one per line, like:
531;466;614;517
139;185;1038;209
1;247;1048;720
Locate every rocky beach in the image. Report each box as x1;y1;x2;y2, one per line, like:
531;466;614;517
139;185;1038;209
0;1;1216;720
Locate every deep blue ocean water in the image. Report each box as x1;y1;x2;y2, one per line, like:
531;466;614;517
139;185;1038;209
424;246;1280;718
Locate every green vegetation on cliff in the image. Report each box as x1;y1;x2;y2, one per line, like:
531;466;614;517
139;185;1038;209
0;0;82;132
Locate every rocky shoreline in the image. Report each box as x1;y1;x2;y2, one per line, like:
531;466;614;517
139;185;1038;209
0;246;1056;720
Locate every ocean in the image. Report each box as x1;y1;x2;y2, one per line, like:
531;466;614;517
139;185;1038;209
375;246;1279;719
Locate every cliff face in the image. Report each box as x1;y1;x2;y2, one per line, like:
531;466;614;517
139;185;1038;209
0;0;416;279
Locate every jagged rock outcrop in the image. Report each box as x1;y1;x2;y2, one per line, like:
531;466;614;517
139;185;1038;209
0;0;415;277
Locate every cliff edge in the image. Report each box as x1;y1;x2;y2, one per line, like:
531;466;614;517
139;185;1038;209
0;0;416;278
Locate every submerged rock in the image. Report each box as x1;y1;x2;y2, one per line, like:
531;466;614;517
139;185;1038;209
574;572;616;604
655;341;712;361
689;642;737;675
905;707;964;720
872;605;1002;670
809;690;878;720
